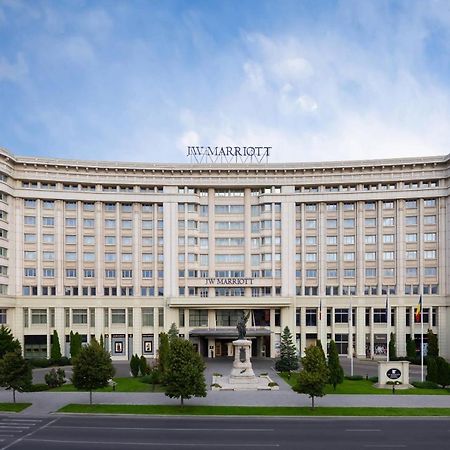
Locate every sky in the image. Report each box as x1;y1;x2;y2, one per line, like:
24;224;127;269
0;0;450;164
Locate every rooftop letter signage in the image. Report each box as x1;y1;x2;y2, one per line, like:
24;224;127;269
187;146;271;163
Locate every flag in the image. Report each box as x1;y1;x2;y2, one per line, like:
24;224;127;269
385;295;389;311
415;295;422;322
319;299;322;320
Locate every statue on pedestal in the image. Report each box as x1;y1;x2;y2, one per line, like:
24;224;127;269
237;311;250;340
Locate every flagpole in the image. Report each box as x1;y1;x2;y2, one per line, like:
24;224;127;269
421;295;424;382
349;301;353;377
386;296;390;363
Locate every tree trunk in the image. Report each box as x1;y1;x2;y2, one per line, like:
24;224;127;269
13;389;16;404
180;397;184;407
90;390;92;405
311;395;315;409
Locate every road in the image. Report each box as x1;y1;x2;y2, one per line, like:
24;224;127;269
0;415;448;450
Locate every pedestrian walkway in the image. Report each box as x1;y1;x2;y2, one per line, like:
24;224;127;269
6;356;438;417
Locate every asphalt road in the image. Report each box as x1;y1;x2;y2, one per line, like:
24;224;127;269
0;415;448;450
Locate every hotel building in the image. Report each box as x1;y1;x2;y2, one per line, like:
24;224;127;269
0;147;448;360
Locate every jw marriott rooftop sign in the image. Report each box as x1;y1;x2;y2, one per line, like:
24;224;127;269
187;146;271;163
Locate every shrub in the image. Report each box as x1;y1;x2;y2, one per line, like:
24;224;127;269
58;356;71;366
141;368;163;385
28;358;52;368
412;380;440;389
28;383;50;392
268;382;278;387
130;354;140;378
45;368;66;388
368;376;378;383
139;355;149;376
345;375;363;380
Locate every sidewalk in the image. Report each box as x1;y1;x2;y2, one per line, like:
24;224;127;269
3;388;450;417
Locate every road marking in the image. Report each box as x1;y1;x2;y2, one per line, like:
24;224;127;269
1;419;42;422
364;445;406;448
0;426;29;429
346;429;381;432
24;439;279;447
0;418;59;450
50;425;274;432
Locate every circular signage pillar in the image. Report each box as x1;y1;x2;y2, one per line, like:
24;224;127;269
376;360;412;389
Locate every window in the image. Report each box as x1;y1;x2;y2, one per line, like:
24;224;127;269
305;253;317;262
84;235;95;245
365;252;376;261
65;201;77;210
83;219;94;228
326;236;337;245
406;267;418;277
365;202;376;210
142;308;154;326
365;268;376;277
43;268;54;277
189;309;208;327
344;269;355;277
327;252;337;262
105;219;116;228
334;309;349;323
326;203;337;211
383;217;394;226
24;233;36;243
83;252;95;262
424;233;437;242
72;309;88;324
424;199;436;207
406;233;417;243
383;234;394;244
65;218;76;227
306;220;317;229
424;215;436;225
384;268;395;277
383;201;394;209
122;220;132;229
24;251;36;261
305;309;317;326
344;219;355;228
24;268;36;277
405;216;417;226
344;252;355;261
111;309;126;324
424;250;437;259
65;252;76;261
405;200;417;209
365;235;376;244
343;235;355;245
383;251;394;261
42;234;54;244
327;269;337;278
327;219;337;228
406;251;417;260
105;253;116;262
66;269;77;278
373;309;387;323
42;217;55;227
84;269;95;278
365;218;376;227
24;216;36;225
65;235;76;245
31;309;47;324
105;236;116;245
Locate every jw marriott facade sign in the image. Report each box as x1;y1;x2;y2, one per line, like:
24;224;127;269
187;146;271;163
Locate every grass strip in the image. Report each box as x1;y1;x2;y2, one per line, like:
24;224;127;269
0;402;32;412
279;373;450;395
52;377;165;393
58;404;450;416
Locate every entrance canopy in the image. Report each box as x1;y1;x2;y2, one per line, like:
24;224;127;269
189;327;271;339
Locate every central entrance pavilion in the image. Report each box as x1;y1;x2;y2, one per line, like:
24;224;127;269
189;328;272;358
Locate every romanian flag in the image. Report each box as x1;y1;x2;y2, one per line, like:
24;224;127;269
415;295;422;322
319;299;322;320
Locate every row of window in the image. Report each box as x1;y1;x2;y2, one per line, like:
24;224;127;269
300;215;437;229
24;200;163;212
24;216;164;229
296;266;438;279
24;268;160;278
24;251;164;262
22;285;165;297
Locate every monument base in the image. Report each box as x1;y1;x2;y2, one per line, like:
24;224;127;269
211;339;278;391
375;360;413;389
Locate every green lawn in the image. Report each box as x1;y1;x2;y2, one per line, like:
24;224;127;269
58;404;450;416
52;377;165;393
279;373;450;395
0;403;32;412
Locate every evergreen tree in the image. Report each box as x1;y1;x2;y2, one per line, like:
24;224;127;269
316;339;326;359
406;338;416;359
72;339;115;404
327;340;344;390
388;332;396;360
99;334;104;349
70;332;82;359
158;333;170;380
426;356;438;383
0;352;32;403
294;345;329;409
435;357;450;389
50;330;62;362
130;354;140;377
275;326;299;373
45;368;66;388
0;325;21;358
139;355;148;376
168;323;179;343
165;338;206;406
427;329;439;358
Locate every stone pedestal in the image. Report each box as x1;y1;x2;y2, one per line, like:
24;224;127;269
375;360;413;389
229;339;257;383
211;338;278;391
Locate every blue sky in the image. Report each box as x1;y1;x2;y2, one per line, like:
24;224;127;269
1;0;450;163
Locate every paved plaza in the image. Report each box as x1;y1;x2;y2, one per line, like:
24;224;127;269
1;357;447;417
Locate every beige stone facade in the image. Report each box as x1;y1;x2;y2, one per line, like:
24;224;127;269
0;146;448;360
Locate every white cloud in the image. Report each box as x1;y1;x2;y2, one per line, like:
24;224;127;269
0;53;28;83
